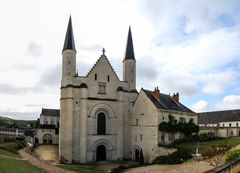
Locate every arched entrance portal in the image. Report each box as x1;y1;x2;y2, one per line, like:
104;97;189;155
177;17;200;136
96;145;106;161
43;134;52;144
135;149;140;162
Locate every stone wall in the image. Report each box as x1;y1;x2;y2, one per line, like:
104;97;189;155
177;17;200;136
204;157;240;173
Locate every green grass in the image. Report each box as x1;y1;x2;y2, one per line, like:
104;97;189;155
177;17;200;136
0;141;24;151
0;149;45;173
176;136;240;155
60;164;105;173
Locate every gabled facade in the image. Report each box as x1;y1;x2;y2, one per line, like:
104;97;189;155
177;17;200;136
60;17;138;163
131;88;197;162
59;16;197;163
34;108;60;145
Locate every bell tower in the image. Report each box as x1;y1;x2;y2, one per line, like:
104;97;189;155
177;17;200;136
62;16;76;86
59;16;76;163
123;26;136;90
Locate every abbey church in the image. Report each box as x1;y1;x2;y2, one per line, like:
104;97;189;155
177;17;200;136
59;16;197;163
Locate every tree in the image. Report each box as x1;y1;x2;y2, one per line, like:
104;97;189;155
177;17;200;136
139;149;144;164
159;115;199;138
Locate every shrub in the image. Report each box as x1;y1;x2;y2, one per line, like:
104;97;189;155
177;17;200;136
225;149;240;162
202;144;229;158
198;132;218;141
153;148;192;164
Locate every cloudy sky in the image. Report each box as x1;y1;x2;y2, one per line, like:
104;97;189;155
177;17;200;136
0;0;240;120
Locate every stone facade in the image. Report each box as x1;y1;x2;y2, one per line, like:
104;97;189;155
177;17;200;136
34;108;60;145
131;88;197;162
59;17;197;163
198;110;240;138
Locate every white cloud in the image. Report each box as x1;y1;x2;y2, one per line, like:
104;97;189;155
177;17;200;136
0;0;240;119
192;100;209;112
215;95;240;110
200;70;237;95
26;41;43;58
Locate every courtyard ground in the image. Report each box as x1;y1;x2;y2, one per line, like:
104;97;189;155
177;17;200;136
124;160;213;173
21;140;240;173
33;145;214;173
19;147;76;173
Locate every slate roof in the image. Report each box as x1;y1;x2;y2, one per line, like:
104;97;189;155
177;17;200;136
124;26;135;61
62;16;76;52
41;108;60;117
143;89;194;113
198;110;240;124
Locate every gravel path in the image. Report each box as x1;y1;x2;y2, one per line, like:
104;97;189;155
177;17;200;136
19;147;76;173
124;160;213;173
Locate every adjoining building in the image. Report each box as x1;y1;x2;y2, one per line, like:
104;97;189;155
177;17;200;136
198;109;240;138
131;88;197;161
59;16;198;163
34;108;60;145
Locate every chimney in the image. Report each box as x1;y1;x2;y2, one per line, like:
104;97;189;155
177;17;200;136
152;87;160;100
172;92;179;102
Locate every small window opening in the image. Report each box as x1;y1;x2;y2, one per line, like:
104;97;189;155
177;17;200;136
136;119;138;126
140;134;142;141
107;75;110;82
95;74;97;80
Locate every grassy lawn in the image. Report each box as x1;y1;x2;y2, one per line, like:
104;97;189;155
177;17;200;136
0;141;24;151
176;136;240;155
0;148;45;173
60;164;105;173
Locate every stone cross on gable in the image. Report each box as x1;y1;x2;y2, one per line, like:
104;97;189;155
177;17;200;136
102;48;105;55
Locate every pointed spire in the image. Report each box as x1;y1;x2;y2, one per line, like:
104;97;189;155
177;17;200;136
62;16;76;52
124;26;135;61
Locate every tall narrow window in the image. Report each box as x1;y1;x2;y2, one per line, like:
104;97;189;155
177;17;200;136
107;75;110;82
136;119;138;126
95;74;97;80
140;134;142;141
97;113;106;135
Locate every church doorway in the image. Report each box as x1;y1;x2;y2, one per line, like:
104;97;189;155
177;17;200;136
35;138;39;144
42;134;52;144
135;149;140;162
96;145;106;161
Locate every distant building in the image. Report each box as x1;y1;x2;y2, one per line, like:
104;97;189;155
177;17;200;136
198;109;240;138
0;128;24;137
34;108;60;144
